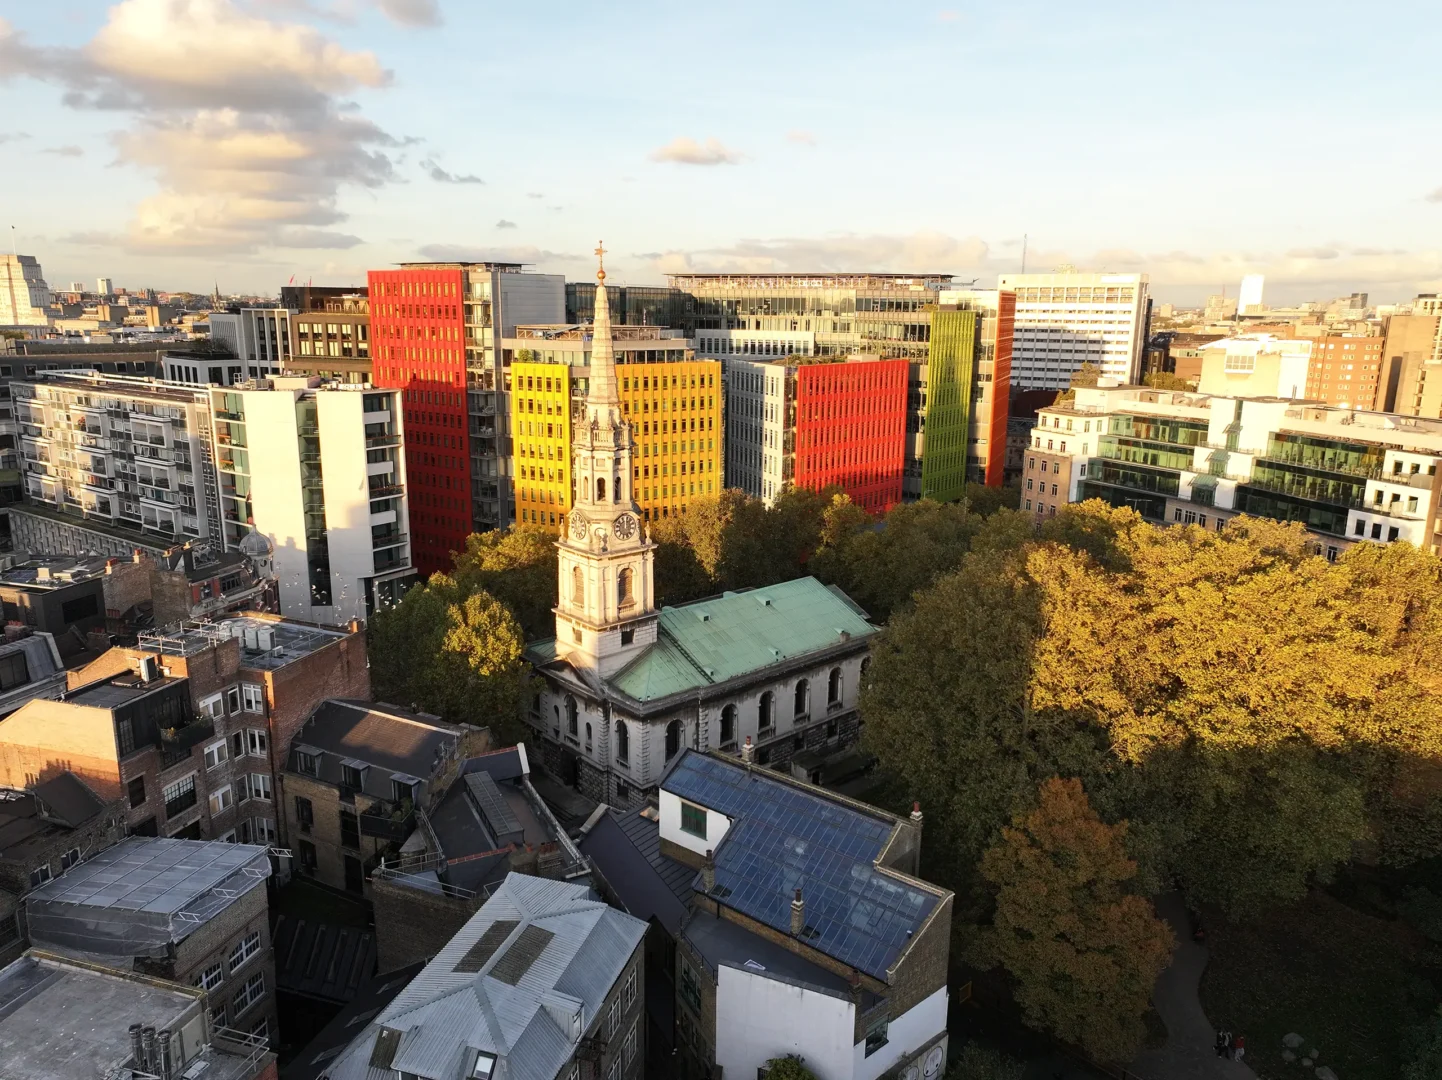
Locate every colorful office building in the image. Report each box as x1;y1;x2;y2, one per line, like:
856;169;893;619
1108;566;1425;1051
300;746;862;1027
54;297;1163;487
922;289;1015;494
369;262;563;575
723;355;908;514
506;325;721;527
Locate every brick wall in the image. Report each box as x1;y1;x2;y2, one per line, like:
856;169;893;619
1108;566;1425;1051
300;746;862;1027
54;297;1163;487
0;699;121;797
282;771;394;895
370;875;483;973
102;556;154;628
255;629;369;759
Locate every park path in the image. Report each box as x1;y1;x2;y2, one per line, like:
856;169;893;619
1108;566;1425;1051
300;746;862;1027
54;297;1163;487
1129;892;1259;1080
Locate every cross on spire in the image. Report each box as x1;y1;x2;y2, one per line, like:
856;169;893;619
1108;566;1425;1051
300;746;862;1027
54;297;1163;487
595;241;606;282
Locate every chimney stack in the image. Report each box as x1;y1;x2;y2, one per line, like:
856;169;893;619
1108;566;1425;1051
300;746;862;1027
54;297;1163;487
790;888;805;936
741;736;754;765
702;849;715;893
910;801;923;828
141;1027;156;1073
910;801;924;875
128;1024;144;1077
157;1032;173;1080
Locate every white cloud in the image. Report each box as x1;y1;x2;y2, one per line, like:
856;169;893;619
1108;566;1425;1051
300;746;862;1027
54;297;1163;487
1427;187;1442;204
42;145;83;157
375;0;441;26
649;137;745;166
495;220;516;230
786;130;817;146
422;159;483;184
415;243;587;264
937;10;961;22
0;132;29;144
1;1;403;256
651;232;992;275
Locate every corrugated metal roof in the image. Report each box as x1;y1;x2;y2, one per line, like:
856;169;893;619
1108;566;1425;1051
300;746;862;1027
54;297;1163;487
323;873;646;1080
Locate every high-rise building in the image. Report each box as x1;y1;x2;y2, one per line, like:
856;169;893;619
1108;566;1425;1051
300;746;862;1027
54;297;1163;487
995;272;1150;389
1303;333;1385;409
211;379;413;622
284;289;370;384
369;262;564;574
927;289;1015;492
723;355;908;513
205;308;291;380
0;256;50;327
507;324;721;528
96;277;112;297
1381;296;1442;414
1023;383;1442;558
566;280;694;330
1238;274;1266;315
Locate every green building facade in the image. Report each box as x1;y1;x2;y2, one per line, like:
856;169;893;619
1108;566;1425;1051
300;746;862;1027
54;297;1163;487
917;307;976;502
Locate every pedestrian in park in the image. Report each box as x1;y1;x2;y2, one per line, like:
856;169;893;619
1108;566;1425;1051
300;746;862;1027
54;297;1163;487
1233;1034;1246;1063
1215;1030;1228;1057
1221;1030;1232;1059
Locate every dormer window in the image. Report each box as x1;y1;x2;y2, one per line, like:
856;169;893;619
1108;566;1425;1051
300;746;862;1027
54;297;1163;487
341;764;365;792
295;751;318;777
471;1050;498;1078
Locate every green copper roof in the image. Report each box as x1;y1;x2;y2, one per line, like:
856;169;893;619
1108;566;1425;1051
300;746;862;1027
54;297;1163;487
612;577;874;702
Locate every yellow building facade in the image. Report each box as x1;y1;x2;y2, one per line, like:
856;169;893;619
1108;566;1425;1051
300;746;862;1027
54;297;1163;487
509;354;722;530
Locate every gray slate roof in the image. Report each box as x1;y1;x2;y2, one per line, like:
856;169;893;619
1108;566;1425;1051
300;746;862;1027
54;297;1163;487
288;700;458;799
324;873;646;1080
577;810;690;937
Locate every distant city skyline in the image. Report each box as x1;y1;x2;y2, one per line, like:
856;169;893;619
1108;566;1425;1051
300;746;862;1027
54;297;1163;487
2;0;1439;304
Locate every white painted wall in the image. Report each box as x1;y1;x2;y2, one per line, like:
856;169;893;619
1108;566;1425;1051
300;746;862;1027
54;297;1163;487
658;788;731;856
852;985;948;1080
241;390;311;621
318;391;378;624
716;964;854;1080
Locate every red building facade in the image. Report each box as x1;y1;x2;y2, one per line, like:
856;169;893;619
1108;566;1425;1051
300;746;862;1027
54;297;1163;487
793;358;909;514
985;290;1016;487
368;266;471;577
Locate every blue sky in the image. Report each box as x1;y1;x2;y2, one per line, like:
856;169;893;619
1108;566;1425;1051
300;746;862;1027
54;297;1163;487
2;0;1439;303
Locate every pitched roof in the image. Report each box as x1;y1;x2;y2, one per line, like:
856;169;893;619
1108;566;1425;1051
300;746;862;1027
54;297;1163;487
288;701;459;798
531;577;872;704
664;751;940;981
577;810;690;936
324;873;646;1080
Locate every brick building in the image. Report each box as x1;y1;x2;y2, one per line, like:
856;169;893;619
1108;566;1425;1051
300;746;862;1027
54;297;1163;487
24;837;279;1045
324;873;647;1080
282;699;475;896
579;749;952;1080
0;949;277;1080
1304;333;1386;409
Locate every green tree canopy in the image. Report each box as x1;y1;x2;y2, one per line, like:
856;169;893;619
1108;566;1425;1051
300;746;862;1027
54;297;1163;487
978;777;1173;1062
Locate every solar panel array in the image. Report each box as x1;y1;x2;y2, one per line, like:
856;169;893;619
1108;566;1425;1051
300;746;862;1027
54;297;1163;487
666;753;936;980
453;919;518;973
490;925;556;986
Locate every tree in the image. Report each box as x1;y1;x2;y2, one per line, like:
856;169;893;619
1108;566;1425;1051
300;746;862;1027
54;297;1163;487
1069;362;1102;388
946;1042;1025;1080
1403;1007;1442;1080
977;778;1173;1063
1142;370;1191;390
450;525;558;639
762;1056;818;1080
963;481;1021;517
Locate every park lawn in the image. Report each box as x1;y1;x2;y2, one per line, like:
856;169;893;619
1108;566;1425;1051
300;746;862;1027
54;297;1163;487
1199;888;1427;1080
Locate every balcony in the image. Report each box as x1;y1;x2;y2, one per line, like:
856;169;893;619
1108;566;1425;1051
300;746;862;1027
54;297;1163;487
365;432;401;448
360;801;416;842
369;483;404;499
372;530;407;550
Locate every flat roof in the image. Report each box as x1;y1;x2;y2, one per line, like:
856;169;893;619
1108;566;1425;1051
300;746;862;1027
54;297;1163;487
66;674;182;708
138;615;351;666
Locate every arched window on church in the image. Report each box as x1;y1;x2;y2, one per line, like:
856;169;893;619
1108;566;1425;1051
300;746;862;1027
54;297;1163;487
860;656;872;688
758;691;774;733
584;722;592;751
720;704;736;748
596;476;607;502
828;667;842;706
794;679;809;718
572;566;584;606
616;719;630;764
614;474;621;502
565;695;578;737
665;719;682;761
618;567;634;608
552;704;560;736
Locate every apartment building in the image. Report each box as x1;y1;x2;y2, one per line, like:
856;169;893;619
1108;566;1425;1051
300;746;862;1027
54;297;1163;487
0;255;51;327
1024;380;1442;559
1304;333;1385;409
206;307;291;380
995;272;1150;389
24;837;279;1045
282;699;466;896
324;873;648;1080
369;262;564;572
283;288;371;384
1195;334;1314;399
211;379;413;623
507;322;721;527
722;355;908;513
0;949;275;1080
1381;297;1442;414
580;750;952;1080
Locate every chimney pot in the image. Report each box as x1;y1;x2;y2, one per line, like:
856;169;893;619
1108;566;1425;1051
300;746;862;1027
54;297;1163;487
910;801;923;824
790;888;805;936
702;849;715;893
741;736;754;765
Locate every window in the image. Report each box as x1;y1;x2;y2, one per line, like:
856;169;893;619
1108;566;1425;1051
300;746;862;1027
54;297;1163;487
208;785;233;814
225;686;241;714
864;1018;890;1057
0;651;29;691
624;1021;638;1064
471;1051;498;1079
241;684;264;712
163;775;197;818
565;696;578;738
229;930;261;972
127;775;147;809
199;693;224;720
204;740;228;770
623;964;637;1008
680;960;701;1011
758;690;774;732
719;704;736;747
618;567;634;607
665;719;682;760
680;801;706;838
609;997;621;1037
340;808;360;850
827;667;842;706
295;796;314;832
232;971;265;1015
296;751;318;776
29;864;51;888
248;773;272;801
616;719;629;764
340;764;364;792
247;730;268;757
195;962;223;992
59;847;80;870
572;566;584;605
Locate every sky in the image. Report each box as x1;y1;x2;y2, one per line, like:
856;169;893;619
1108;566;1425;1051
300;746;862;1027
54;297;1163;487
1;0;1440;305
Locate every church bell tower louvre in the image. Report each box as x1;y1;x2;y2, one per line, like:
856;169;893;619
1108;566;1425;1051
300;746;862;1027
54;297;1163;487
554;243;659;679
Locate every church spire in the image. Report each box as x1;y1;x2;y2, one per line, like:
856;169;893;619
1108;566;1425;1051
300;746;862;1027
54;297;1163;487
588;242;620;416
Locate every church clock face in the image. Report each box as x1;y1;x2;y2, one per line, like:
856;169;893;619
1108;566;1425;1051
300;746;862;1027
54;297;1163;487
613;513;638;541
570;512;589;540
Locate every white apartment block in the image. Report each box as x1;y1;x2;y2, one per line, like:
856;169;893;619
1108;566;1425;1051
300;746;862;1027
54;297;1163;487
210;378;413;624
0;256;51;327
996;272;1149;390
721;356;788;502
1023;380;1442;560
1196;334;1313;399
207;308;292;379
695;328;816;360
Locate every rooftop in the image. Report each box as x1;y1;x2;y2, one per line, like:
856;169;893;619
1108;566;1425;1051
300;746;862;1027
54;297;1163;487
576;808;692;937
288;700;459;796
0;773;106;863
324;874;646;1080
17;370;210;403
668;273;954;287
0;555;111;589
65;672;183;709
0;951;267;1080
286;962;423;1080
25;837;271;957
138;615;352;667
664;750;941;981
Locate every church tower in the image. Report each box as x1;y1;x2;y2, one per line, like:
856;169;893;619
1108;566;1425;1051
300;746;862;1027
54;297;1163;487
555;244;658;678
